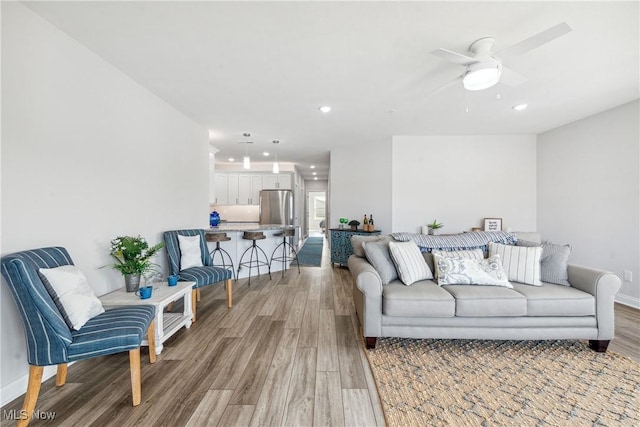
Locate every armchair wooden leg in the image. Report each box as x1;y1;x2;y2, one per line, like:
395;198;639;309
18;365;43;427
196;288;202;302
147;321;157;364
191;289;197;323
226;278;233;308
55;364;67;386
129;348;141;406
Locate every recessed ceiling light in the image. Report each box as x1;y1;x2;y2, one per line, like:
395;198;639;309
314;177;318;180
263;151;270;156
310;165;316;169
312;172;317;176
319;106;331;113
512;103;528;111
228;158;235;162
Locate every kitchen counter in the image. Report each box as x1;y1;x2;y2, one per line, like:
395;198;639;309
204;225;301;279
208;224;298;232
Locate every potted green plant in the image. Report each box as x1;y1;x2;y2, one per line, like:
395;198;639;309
348;219;361;231
427;220;444;235
106;235;165;292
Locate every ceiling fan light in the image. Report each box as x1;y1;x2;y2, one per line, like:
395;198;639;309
463;62;501;91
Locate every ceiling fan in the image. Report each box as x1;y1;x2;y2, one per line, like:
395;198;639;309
431;22;572;92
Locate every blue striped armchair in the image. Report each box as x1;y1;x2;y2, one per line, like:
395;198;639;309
163;229;233;321
1;247;156;427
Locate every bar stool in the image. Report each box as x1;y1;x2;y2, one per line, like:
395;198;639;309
205;232;237;281
238;231;271;286
270;228;300;278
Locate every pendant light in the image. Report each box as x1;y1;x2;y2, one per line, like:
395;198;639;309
242;132;251;169
272;140;280;174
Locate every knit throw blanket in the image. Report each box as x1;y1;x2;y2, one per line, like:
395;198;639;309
390;231;517;252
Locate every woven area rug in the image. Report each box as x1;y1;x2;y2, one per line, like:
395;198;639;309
364;338;640;426
296;237;323;266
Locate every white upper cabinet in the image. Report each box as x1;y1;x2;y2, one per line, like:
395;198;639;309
237;174;262;205
214;173;229;205
228;173;240;205
214;172;292;205
262;173;292;190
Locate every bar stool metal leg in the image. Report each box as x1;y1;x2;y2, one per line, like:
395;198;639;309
270;231;300;278
237;234;271;286
210;242;237;281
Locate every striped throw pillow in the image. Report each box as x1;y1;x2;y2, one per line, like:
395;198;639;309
488;242;542;286
388;241;433;286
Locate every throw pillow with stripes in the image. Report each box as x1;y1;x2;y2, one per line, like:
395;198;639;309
488;242;542;286
388;241;433;286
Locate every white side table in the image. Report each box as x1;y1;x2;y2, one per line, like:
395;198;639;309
99;281;194;355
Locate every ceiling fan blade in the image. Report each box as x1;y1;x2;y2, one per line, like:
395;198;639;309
427;75;463;96
500;66;528;87
431;48;478;66
498;22;572;57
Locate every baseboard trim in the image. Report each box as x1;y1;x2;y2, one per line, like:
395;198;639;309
1;362;75;407
616;294;640;309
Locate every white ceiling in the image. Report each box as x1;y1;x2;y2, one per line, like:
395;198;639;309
24;1;639;180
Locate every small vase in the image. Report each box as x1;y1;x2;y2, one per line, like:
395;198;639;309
124;273;141;293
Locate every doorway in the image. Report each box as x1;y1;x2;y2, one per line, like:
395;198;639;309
307;191;326;237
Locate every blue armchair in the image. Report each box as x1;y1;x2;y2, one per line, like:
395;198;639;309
1;247;156;426
163;229;233;321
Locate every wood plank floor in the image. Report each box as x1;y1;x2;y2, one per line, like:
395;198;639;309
3;239;639;426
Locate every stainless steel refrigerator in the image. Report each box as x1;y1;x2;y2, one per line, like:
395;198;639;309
259;189;294;225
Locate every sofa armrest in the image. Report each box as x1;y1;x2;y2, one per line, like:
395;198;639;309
347;255;383;338
347;255;383;297
568;264;621;340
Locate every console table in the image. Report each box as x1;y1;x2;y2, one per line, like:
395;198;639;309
330;228;381;266
99;281;194;355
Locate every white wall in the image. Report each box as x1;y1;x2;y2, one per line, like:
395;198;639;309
392;135;537;234
1;3;209;403
330;142;393;234
538;100;640;307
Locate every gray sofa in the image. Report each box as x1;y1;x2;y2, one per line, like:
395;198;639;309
348;232;622;352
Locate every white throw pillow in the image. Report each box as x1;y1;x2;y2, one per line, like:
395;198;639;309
177;234;204;270
488;242;542;286
388;241;433;286
38;265;105;330
431;249;485;279
434;254;512;288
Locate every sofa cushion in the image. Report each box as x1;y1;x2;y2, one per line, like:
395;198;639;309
540;243;572;286
362;241;397;285
442;285;527;317
511;283;595;316
351;235;384;257
431;249;484;279
388;241;433;285
383;280;455;317
434;254;512;288
489;242;542;286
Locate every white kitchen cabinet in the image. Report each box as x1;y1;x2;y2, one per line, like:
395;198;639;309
214;173;229;205
228;173;240;205
237;174;262;205
262;173;292;190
